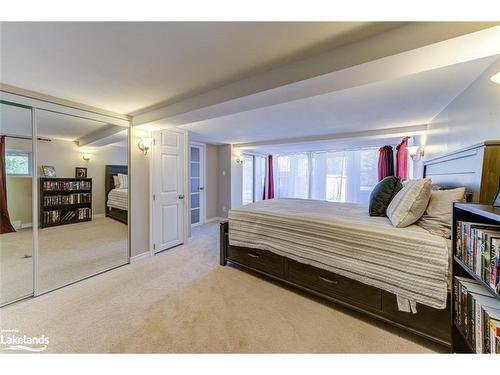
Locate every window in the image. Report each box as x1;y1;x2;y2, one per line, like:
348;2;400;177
5;150;32;177
242;154;266;205
275;148;379;204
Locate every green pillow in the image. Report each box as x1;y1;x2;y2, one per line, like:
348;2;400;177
369;176;403;216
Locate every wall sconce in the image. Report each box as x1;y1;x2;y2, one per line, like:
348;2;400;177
138;137;152;155
490;72;500;85
235;154;243;164
408;146;424;161
82;153;92;161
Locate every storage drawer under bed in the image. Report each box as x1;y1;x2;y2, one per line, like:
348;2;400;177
286;259;382;309
227;245;285;276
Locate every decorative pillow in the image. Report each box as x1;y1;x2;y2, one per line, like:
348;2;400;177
416;187;466;238
368;176;403;216
113;175;121;188
386;178;432;228
118;173;128;189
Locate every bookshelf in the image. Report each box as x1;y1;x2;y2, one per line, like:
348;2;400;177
452;203;500;353
39;177;93;228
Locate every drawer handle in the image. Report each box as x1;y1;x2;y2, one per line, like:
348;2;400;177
319;275;338;285
247;252;260;259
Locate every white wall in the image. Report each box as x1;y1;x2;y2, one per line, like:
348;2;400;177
418;57;500;168
205;144;219;220
217;144;232;218
230;145;243;210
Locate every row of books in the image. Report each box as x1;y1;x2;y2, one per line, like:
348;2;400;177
43;193;92;207
42;208;92;225
454;276;500;353
456;221;500;295
43;180;91;191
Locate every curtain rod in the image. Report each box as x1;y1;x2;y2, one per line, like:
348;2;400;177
0;134;52;142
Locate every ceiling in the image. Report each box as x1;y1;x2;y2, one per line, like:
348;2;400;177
182;55;498;151
0;22;404;114
0;104;127;147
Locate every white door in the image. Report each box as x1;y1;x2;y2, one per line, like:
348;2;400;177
152;129;185;253
190;143;205;227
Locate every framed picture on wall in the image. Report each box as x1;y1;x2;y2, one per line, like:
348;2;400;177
41;165;56;178
75;167;87;179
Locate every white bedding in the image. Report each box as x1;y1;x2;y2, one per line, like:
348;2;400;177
228;198;449;310
107;188;128;211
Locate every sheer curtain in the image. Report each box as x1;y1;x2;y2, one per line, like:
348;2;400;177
275;148;379;204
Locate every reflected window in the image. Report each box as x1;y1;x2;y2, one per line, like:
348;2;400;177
6;150;32;177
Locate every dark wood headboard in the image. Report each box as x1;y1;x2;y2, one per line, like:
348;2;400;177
105;164;128;199
423;140;500;204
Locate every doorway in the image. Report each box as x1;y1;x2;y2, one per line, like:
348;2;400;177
190;143;205;227
151;128;187;253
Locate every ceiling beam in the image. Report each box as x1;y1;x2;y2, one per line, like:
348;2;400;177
75;125;125;147
233;124;428;149
133;22;500;127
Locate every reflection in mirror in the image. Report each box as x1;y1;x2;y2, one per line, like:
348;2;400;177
0;102;34;305
36;109;128;293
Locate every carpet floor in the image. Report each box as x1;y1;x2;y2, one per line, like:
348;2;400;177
0;217;128;304
0;223;446;353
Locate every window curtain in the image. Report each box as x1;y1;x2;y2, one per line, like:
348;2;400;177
396;137;409;181
263;155;274;200
275;149;379;204
0;136;16;234
377;146;394;181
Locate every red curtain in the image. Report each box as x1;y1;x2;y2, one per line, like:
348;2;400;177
263;155;274;200
378;146;394;181
0;136;16;234
396;137;409;181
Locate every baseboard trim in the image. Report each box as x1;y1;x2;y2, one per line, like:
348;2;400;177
130;252;151;263
205;217;225;223
93;213;105;219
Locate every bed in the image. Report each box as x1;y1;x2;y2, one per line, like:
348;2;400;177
220;141;499;348
105;165;128;224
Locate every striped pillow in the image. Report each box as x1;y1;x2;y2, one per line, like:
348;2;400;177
386;178;432;228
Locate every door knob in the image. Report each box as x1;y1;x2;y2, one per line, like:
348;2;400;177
178;195;184;199
199;187;205;191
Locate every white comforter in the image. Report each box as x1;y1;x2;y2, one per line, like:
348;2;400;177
107;188;128;211
228;198;449;310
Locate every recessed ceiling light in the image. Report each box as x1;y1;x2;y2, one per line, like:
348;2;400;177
491;72;500;85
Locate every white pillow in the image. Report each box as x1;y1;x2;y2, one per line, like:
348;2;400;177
386;178;432;228
118;173;128;189
113;175;120;188
416;187;466;238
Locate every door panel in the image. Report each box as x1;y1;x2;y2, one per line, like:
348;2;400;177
153;129;185;252
189;144;205;227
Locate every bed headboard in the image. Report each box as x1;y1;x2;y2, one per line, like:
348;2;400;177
423;140;500;204
105;164;128;199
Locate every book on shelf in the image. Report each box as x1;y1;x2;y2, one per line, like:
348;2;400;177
42;207;92;225
454;276;500;353
43;193;92;206
456;221;500;295
43;180;91;191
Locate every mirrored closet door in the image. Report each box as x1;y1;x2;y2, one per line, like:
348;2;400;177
36;109;129;293
0;102;34;305
0;92;130;305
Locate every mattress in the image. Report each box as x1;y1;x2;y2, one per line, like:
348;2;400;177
228;198;449;310
107;188;128;211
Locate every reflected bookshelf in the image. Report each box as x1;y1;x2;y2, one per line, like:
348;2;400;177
39;178;92;228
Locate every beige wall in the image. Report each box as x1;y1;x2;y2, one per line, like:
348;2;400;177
421;57;500;161
130;129;150;257
205;144;219;220
6;177;32;226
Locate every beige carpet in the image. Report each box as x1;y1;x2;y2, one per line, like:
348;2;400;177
0;223;446;353
0;217;127;304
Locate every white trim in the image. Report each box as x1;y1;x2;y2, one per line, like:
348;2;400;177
130;252;151;263
21;222;32;229
205;217;225;223
32;108;38;297
93;213;106;219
